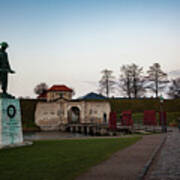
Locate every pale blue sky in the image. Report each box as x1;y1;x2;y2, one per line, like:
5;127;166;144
0;0;180;97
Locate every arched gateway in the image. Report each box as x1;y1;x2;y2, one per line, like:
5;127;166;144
68;106;80;123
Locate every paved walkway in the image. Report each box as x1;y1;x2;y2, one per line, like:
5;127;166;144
146;128;180;180
76;134;165;180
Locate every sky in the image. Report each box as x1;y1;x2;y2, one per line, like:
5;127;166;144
0;0;180;98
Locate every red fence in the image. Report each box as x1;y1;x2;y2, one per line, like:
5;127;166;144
109;112;117;130
121;111;133;126
143;110;157;125
109;110;166;130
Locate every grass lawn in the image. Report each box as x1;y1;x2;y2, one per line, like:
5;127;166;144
0;137;141;180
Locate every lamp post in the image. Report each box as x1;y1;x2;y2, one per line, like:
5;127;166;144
160;95;166;133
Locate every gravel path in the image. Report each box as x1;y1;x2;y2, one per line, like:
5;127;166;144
76;134;165;180
146;128;180;180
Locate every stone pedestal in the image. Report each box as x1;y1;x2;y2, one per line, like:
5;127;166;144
0;98;23;148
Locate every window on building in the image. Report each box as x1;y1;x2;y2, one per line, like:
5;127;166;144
58;92;63;98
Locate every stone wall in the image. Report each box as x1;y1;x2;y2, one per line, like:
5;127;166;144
84;101;111;124
35;102;62;131
35;100;111;131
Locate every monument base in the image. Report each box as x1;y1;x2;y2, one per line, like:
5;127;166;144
0;98;23;147
0;141;32;149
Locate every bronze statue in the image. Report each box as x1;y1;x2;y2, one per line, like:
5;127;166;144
0;42;15;94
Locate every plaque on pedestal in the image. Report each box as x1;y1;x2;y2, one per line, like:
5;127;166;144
0;98;23;147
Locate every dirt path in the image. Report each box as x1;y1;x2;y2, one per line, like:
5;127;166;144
76;134;165;180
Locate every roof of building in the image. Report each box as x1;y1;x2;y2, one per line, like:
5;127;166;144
48;85;73;92
37;85;73;99
78;92;106;100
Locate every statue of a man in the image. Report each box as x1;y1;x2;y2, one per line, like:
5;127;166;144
0;42;15;94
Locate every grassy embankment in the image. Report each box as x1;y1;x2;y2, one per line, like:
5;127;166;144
20;99;40;131
110;98;180;126
0;137;140;180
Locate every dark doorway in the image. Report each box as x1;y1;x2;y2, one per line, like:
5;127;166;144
103;113;107;123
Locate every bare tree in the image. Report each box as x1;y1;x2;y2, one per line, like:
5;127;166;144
130;64;145;98
146;63;168;98
99;69;116;97
119;64;145;98
34;82;48;95
168;78;180;98
119;65;132;98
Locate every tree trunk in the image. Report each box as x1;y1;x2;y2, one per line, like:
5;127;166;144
106;78;109;97
155;73;158;98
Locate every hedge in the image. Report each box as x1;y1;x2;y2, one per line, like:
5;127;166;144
20;99;44;131
109;98;180;113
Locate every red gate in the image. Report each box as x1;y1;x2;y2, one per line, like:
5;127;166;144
109;112;117;130
121;111;133;126
143;110;157;125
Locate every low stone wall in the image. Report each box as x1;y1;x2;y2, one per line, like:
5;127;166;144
35;102;61;131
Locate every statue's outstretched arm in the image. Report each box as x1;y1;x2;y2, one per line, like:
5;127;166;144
6;54;15;73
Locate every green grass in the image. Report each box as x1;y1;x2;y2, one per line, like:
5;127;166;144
132;112;180;125
166;112;180;125
0;137;141;180
132;113;144;124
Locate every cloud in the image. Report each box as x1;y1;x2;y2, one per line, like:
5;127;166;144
81;81;98;87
